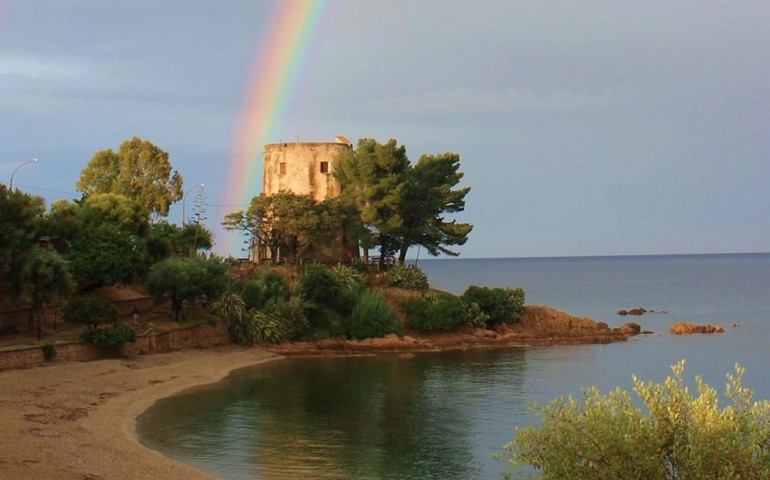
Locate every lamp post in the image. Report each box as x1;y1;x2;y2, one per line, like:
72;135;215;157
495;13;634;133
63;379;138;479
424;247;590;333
9;158;38;189
182;183;204;226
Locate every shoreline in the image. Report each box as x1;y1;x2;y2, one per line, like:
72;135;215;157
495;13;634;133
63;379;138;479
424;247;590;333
0;305;630;480
0;347;281;480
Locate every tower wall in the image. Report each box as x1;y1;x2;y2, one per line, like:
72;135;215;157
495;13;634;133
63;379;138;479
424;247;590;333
263;140;351;202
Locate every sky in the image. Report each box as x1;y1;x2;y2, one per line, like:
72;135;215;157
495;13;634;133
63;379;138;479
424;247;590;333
1;0;768;259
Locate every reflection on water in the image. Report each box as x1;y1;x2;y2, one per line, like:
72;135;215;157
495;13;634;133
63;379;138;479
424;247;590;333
138;349;534;480
138;254;770;479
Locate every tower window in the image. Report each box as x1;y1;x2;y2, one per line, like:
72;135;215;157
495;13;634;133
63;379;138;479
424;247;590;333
320;161;329;174
279;162;286;175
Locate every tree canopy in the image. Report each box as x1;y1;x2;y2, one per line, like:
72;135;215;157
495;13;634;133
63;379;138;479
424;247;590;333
223;191;341;264
146;256;227;321
337;138;472;265
11;247;74;338
76;136;184;216
0;185;45;268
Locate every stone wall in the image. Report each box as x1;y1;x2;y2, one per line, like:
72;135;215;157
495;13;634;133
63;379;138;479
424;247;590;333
262;140;351;202
0;297;155;336
0;320;230;371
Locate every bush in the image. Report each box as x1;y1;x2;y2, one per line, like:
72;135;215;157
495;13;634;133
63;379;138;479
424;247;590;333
500;361;770;480
80;323;136;349
461;286;525;325
62;294;118;327
296;263;358;330
240;270;287;310
383;264;429;291
42;342;56;361
464;301;490;328
349;289;402;340
265;297;310;341
213;291;288;345
402;292;466;333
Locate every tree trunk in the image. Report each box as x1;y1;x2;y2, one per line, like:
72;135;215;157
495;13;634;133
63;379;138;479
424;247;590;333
398;241;411;265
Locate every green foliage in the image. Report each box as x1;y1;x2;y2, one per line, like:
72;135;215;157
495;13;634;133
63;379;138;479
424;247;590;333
336;138;411;267
11;247;74;339
349;289;402;340
296;264;357;327
461;286;525;325
337;138;472;265
147;256;228;321
464;301;490;328
383;263;429;291
402;292;466;332
330;263;366;289
42;342;56;361
76;137;184;216
502;361;770;480
395;152;472;262
265;297;310;341
0;185;45;268
80;323;137;350
77;193;150;236
223;191;342;264
62;294;118;327
240;269;288;310
67;223;145;288
249;309;285;344
146;221;212;260
212;292;285;345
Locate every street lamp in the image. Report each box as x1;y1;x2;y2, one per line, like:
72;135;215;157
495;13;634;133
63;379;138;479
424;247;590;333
182;183;204;226
9;158;38;189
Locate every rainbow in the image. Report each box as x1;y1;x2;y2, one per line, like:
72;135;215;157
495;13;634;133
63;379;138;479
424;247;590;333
222;0;329;255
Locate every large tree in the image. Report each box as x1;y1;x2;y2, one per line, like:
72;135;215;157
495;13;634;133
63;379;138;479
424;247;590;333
395;153;472;263
0;185;45;268
76;136;184;216
223;191;340;264
146;256;227;321
336;138;411;268
57;194;150;289
337;138;472;266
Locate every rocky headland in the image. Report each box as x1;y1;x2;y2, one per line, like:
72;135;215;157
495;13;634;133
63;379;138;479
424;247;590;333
268;304;633;356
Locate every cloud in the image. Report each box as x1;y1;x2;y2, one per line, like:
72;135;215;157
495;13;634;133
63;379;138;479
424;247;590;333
0;53;92;80
370;86;635;119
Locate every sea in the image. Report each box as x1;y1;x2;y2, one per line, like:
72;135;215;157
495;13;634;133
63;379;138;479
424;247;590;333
136;253;770;480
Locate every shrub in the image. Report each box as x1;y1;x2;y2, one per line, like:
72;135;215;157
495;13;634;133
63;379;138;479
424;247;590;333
213;291;288;345
265;297;310;341
330;263;365;289
240;270;287;310
402;292;466;332
62;294;118;327
464;301;490;328
383;264;429;291
296;263;358;330
500;361;770;480
249;310;284;344
80;323;136;349
42;342;56;361
349;289;402;340
461;286;525;325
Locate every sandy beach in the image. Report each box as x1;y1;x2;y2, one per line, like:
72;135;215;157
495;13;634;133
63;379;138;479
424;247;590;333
0;347;281;480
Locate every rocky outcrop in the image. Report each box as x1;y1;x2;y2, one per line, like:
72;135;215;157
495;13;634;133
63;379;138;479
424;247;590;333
268;305;630;356
668;322;725;334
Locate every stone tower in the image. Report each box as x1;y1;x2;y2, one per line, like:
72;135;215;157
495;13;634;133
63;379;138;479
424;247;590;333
262;136;352;202
253;136;354;264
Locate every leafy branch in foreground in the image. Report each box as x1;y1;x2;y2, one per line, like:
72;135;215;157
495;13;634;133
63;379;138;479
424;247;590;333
501;360;770;480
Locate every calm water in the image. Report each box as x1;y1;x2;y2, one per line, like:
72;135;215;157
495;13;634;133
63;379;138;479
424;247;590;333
137;253;770;479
